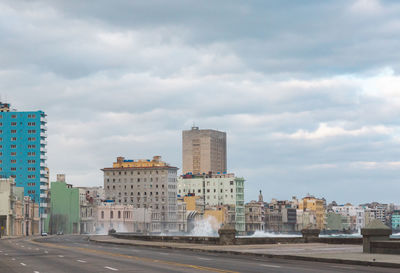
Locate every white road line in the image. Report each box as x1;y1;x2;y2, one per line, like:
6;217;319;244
331;265;355;269
28;248;32;250
58;255;64;258
260;264;281;268
21;246;24;248
35;248;40;250
44;251;48;254
4;253;8;256
77;260;87;263
197;257;212;261
0;250;2;252
104;266;119;271
157;252;168;255
20;263;26;266
34;271;40;273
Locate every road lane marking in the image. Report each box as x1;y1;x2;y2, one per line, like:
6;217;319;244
20;263;26;266
105;266;119;271
197;257;212;261
34;271;40;273
58;255;64;258
31;241;238;273
35;248;40;250
331;265;355;269
4;253;8;256
44;251;48;253
260;264;281;268
12;258;16;261
77;260;87;263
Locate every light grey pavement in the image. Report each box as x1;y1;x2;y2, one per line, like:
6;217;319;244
0;235;399;273
90;235;400;269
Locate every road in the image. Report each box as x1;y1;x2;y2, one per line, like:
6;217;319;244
0;235;398;273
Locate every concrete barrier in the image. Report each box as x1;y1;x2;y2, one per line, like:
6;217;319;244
112;233;362;245
361;219;392;253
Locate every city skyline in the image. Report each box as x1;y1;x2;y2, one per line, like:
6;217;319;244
2;0;400;204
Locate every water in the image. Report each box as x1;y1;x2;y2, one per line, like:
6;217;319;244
189;216;219;237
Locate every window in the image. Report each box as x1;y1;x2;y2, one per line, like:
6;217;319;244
11;137;16;141
11;122;17;126
28;130;36;134
11;145;16;149
101;211;104;219
11;167;16;171
11;115;16;119
118;211;121;219
11;160;16;164
11;130;16;134
110;211;114;219
11;152;16;156
28;152;36;156
28;145;36;149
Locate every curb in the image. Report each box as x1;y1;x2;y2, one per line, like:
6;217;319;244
89;237;400;269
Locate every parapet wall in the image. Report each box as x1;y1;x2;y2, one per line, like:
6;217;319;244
112;233;362;245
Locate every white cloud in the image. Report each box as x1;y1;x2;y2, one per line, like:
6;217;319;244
276;123;392;140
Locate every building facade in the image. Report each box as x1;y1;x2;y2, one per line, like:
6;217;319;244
298;196;326;230
182;127;227;175
0;102;48;231
177;173;245;233
0;178;39;236
48;179;80;234
102;156;178;233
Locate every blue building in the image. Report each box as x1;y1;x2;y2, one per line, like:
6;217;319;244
392;210;400;231
0;102;48;230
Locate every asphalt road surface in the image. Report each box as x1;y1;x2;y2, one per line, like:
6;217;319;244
0;235;398;273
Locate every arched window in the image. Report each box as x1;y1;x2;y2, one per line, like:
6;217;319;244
110;211;114;219
101;211;104;219
118;211;121;219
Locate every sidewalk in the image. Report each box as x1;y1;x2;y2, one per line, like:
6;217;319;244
89;235;400;268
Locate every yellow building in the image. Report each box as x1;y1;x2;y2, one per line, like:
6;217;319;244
298;196;325;230
204;207;226;230
113;156;167;168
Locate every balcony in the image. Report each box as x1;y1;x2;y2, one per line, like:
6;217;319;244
40;116;47;123
40;203;48;208
40;193;47;198
40;131;47;138
40;169;47;175
41;213;48;218
40;185;48;190
40;177;48;183
41;125;48;131
40;139;47;145
40;154;47;160
41;148;47;153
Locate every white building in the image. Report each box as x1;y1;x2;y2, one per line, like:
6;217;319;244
177;173;245;233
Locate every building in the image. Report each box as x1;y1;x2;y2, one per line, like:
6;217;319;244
177;173;245;234
392;210;400;231
298;195;326;230
78;188;97;234
96;203;152;233
0;102;48;232
245;191;265;233
182;126;226;175
102;156;178;233
0;178;39;236
48;177;80;234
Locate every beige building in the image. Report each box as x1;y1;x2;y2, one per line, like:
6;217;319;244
182;127;227;175
96;203;152;233
0;178;39;237
102;156;178;233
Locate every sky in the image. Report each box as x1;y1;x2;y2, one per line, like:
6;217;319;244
1;0;400;205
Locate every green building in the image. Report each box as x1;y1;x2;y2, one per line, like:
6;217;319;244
48;181;80;234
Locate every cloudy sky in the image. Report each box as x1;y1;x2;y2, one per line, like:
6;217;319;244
1;0;400;204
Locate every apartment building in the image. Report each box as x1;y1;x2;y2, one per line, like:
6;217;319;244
102;156;178;233
0;102;48;231
177;173;245;233
182;126;227;175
